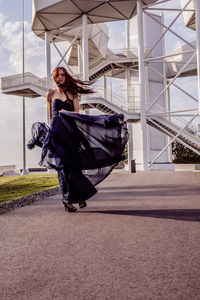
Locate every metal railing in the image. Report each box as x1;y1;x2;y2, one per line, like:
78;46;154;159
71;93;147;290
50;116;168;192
149;102;200;141
1;72;55;91
111;47;150;57
86;85;141;113
89;55;105;69
171;114;200;138
88;47;149;72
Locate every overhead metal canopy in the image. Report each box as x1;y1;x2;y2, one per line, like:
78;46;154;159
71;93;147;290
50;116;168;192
32;0;159;39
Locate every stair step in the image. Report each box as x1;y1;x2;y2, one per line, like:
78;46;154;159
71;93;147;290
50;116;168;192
148;118;200;153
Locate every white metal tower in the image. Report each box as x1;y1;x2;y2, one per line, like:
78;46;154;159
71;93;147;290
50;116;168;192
1;0;200;171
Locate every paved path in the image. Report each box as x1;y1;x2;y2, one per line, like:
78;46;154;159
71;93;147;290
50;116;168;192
1;171;200;300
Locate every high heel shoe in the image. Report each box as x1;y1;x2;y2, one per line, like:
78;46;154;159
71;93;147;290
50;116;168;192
62;200;77;212
79;200;87;209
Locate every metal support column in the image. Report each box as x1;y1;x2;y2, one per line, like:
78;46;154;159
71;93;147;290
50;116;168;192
82;14;89;82
194;0;200;114
127;123;134;172
45;31;51;124
77;40;83;77
45;31;51;79
21;96;26;175
161;12;171;163
103;75;107;99
126;20;130;49
137;0;148;170
82;14;90;117
125;67;131;110
21;0;27;175
125;67;133;171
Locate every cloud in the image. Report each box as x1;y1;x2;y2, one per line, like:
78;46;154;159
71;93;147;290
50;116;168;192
108;31;126;50
146;0;196;52
0;15;46;77
0;92;47;166
0;13;47;166
0;12;74;166
0;14;74;166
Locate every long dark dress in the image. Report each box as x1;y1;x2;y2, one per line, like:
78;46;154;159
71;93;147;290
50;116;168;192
27;97;129;203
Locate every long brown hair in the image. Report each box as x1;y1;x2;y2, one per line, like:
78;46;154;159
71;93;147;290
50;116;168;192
52;66;94;96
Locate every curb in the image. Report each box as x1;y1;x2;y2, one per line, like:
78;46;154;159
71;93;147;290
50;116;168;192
0;187;60;214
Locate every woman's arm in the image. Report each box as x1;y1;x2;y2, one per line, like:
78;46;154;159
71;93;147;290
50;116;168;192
46;89;54;121
73;94;80;113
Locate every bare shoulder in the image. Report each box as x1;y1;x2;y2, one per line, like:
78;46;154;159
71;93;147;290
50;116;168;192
72;94;81;102
46;88;56;96
46;89;56;101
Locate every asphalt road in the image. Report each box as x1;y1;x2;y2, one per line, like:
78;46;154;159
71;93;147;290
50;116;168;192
1;171;200;300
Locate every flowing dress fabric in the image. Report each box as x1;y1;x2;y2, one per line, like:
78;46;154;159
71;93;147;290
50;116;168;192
27;98;129;203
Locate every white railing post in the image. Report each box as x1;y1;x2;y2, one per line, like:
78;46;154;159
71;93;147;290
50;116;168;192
137;0;148;170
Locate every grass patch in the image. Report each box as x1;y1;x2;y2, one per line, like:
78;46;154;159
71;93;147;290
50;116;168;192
0;174;59;205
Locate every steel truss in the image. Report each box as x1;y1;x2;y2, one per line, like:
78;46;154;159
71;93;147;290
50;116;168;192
139;0;200;169
49;29;82;75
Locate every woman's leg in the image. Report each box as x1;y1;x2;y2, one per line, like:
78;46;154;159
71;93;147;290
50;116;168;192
57;164;97;207
57;167;77;212
68;165;97;204
57;168;70;202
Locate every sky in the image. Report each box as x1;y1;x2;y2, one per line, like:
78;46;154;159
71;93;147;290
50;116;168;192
0;0;199;168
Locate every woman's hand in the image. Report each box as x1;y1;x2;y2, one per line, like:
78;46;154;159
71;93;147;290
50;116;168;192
59;109;78;114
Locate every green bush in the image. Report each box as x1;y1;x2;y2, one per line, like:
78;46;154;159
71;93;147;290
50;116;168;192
172;141;200;163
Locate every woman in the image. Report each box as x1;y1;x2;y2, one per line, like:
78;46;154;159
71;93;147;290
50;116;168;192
27;66;129;212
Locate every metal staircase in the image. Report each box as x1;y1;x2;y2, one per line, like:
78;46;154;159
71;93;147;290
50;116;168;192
147;116;200;155
80;86;140;121
1;72;54;98
88;49;138;81
81;90;200;155
80;96;140;121
2;73;200;156
81;89;200;155
89;63;115;82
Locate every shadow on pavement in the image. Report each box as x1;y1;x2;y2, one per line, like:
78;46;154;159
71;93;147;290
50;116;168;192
82;209;200;222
